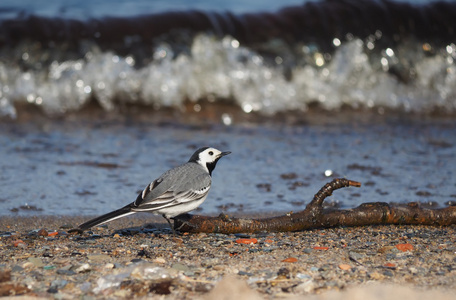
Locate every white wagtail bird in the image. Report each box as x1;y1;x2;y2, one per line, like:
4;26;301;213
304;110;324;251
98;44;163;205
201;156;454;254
72;147;230;234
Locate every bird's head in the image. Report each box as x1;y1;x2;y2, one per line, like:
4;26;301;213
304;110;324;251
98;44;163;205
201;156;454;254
189;147;231;175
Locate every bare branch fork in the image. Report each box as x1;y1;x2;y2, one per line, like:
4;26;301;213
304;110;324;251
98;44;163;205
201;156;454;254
173;178;456;234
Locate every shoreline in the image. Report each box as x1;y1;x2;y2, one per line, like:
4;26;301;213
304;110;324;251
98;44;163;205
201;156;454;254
1;215;456;299
4;101;456;125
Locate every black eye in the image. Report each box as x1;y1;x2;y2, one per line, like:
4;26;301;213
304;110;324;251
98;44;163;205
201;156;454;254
208;151;214;155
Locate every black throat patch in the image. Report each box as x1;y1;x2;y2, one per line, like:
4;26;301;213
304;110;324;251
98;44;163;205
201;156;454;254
206;158;220;176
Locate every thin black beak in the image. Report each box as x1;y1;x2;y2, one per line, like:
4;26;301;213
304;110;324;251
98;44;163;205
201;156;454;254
219;151;231;157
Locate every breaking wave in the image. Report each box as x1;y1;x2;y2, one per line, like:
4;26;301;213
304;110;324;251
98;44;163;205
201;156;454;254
1;0;455;118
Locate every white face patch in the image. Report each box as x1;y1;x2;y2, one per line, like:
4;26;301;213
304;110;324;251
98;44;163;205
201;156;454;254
191;147;230;176
197;148;222;165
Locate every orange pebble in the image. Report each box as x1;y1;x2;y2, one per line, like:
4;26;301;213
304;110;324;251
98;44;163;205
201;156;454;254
264;239;274;244
339;264;352;270
13;240;26;247
384;262;396;268
313;246;329;251
396;243;413;252
48;231;59;237
236;238;258;245
281;257;298;263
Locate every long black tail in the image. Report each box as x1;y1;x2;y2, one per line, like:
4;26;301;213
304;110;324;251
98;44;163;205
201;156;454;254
73;205;135;232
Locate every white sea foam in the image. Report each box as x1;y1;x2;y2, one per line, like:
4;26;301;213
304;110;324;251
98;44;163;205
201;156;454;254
1;35;455;118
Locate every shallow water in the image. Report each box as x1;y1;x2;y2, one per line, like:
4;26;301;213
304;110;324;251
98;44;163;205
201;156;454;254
1;108;455;217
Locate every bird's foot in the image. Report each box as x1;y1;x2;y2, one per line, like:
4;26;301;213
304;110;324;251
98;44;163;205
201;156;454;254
173;219;197;232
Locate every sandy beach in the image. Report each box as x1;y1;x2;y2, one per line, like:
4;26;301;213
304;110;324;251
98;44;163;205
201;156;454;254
1;214;456;299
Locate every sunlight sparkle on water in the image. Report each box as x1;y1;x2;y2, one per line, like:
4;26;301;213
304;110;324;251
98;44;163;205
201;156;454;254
324;169;333;177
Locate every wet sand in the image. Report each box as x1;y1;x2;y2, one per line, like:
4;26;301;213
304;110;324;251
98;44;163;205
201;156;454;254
1;215;456;299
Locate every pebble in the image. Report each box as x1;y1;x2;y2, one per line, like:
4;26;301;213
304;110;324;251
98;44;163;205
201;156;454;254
38;228;48;236
12;239;26;248
281;257;298;263
113;290;131;298
236;238;258;245
79;282;91;293
296;273;312;280
202;258;220;268
27;257;44;268
75;263;91;273
383;269;395;277
87;254;111;262
295;280;317;293
384;262;396;269
57;269;76;276
262;246;279;252
348;251;365;261
172;263;190;272
234;233;251;238
386;253;397;260
131;264;173;281
104;263;115;269
436;270;446;276
11;265;24;273
27;229;39;237
238;270;254;276
2;220;456;298
21;262;35;269
313;246;329;251
369;272;385;280
184;270;195;277
153;257;166;264
378;246;395;253
51;279;68;289
58;264;73;271
213;265;225;271
396;243;414;252
339;264;352;270
93;273;130;294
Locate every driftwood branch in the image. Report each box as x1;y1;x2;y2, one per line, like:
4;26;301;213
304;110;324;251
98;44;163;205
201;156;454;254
174;178;456;234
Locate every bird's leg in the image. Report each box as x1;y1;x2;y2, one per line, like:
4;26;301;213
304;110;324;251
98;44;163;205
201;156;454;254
173;213;197;231
163;215;176;236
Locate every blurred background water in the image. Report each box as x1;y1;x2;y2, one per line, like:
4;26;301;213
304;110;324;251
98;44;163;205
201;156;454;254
0;0;455;217
1;0;456;117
